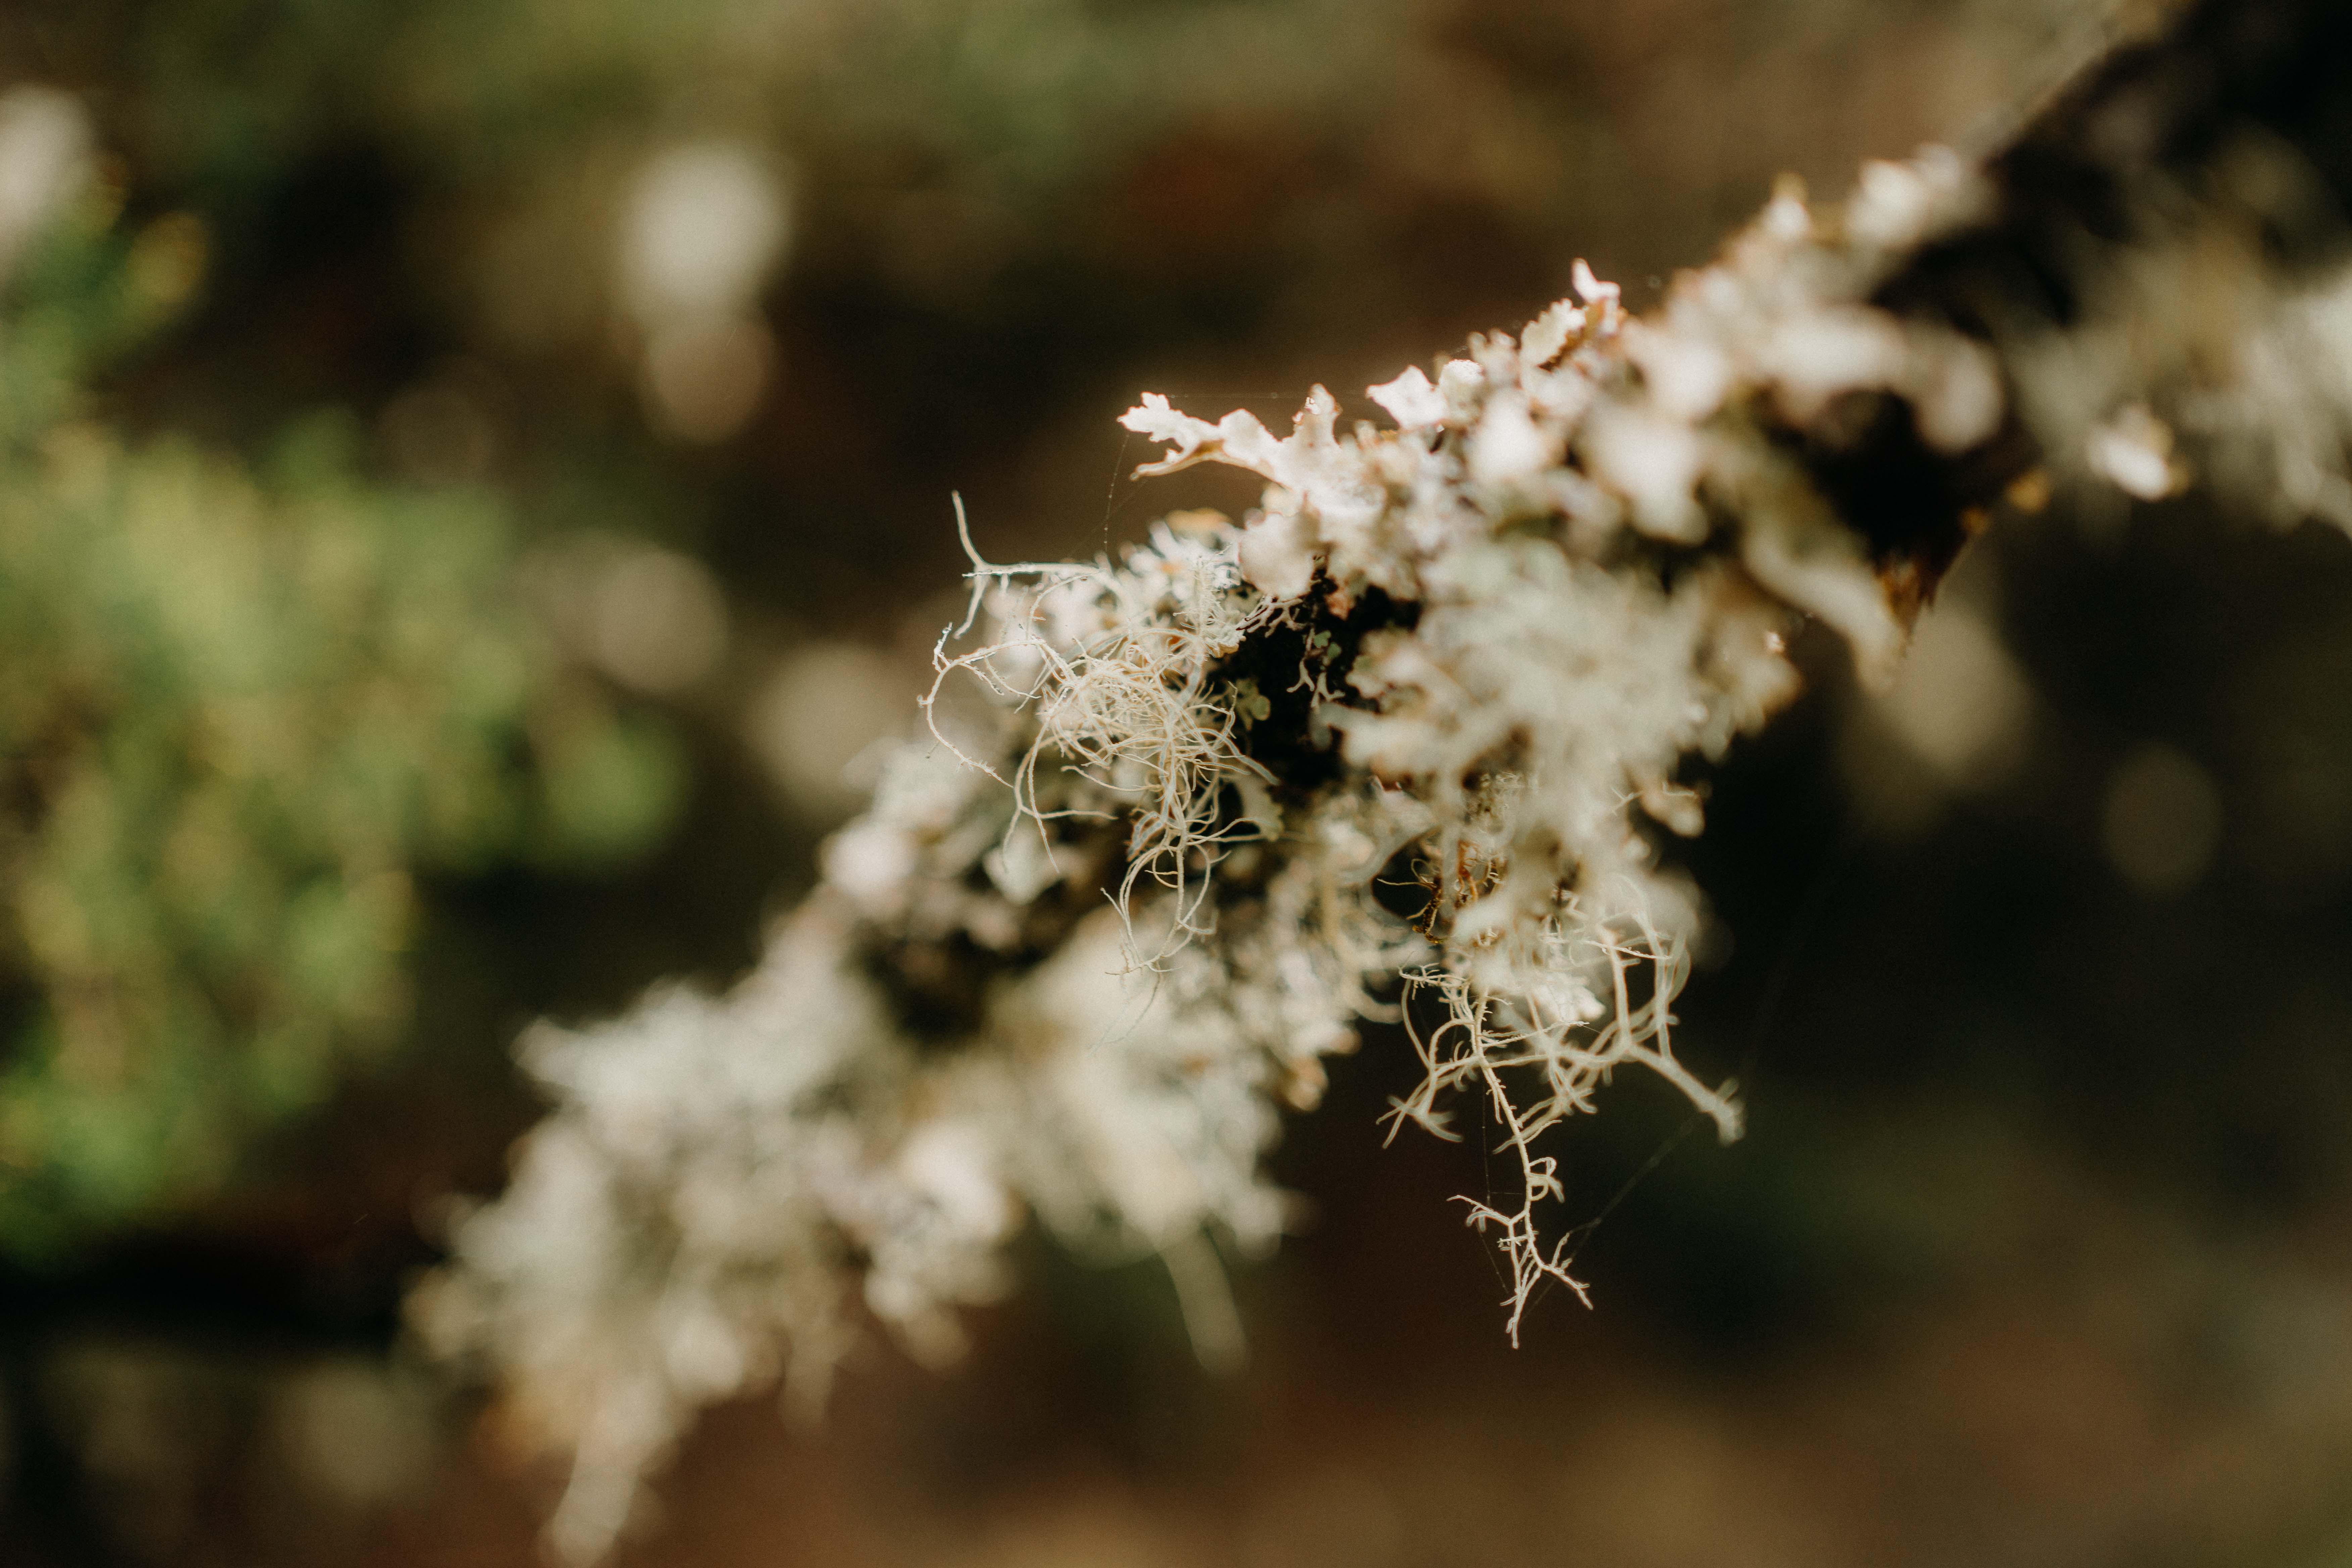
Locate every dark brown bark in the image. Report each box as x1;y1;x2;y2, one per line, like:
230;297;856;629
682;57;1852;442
1820;0;2352;608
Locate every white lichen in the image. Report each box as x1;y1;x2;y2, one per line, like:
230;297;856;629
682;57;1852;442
421;147;2035;1561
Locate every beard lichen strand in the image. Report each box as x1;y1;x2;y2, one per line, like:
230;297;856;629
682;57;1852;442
922;496;1281;973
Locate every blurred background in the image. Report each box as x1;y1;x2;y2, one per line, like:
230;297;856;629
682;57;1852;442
6;0;2352;1564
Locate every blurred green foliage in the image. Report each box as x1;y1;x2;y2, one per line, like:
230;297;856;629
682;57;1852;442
0;184;679;1258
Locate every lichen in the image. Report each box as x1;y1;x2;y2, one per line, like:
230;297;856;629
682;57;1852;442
421;147;2037;1561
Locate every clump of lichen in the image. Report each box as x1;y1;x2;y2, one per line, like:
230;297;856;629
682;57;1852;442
423;146;2041;1562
